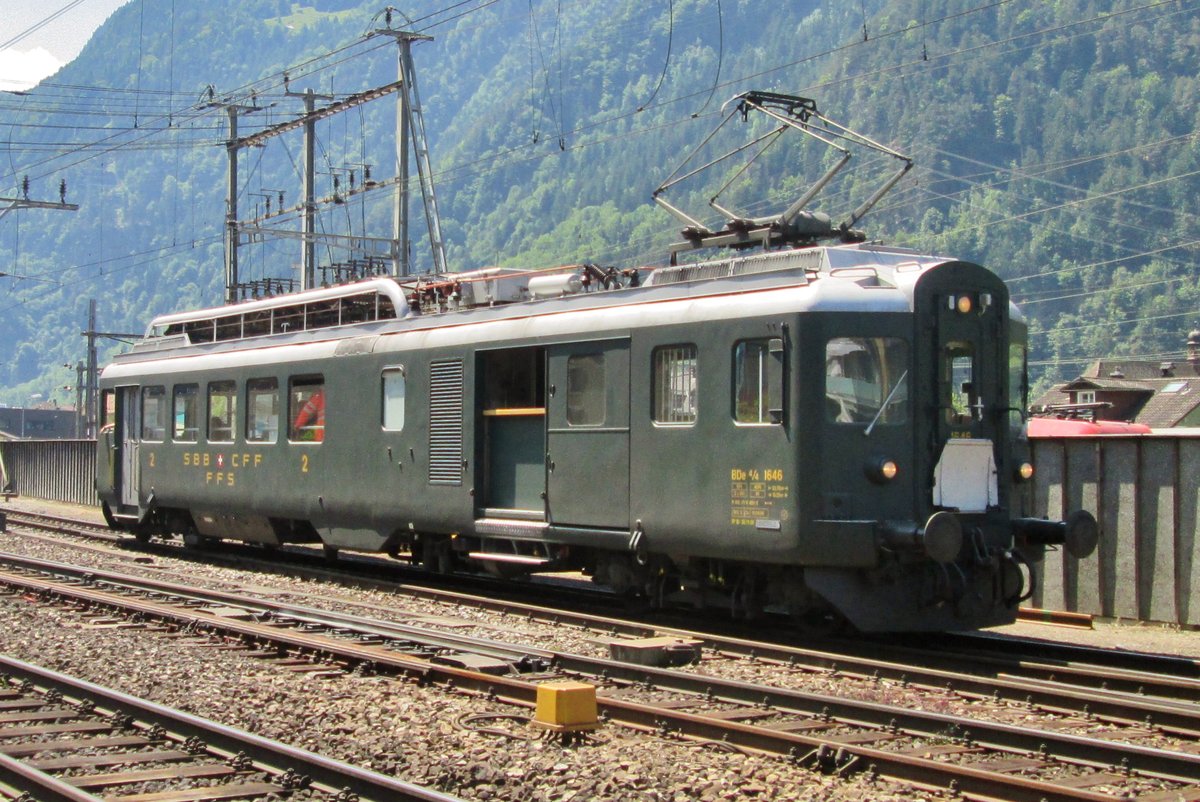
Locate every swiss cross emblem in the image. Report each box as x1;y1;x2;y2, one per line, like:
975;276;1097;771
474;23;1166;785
217;454;225;468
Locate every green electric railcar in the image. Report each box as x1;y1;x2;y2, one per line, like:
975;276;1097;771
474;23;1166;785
96;244;1096;631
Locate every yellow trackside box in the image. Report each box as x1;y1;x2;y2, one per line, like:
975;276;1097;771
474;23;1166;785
534;681;598;730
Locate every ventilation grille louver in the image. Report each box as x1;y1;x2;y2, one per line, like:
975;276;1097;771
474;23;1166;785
428;359;465;485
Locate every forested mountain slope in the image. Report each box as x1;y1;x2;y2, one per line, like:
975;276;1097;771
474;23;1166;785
1;0;1196;403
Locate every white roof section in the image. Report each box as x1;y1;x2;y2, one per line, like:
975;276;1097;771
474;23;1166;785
111;243;1007;372
144;277;414;335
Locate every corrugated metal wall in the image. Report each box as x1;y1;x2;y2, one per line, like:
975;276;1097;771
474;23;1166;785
0;440;97;507
1032;433;1200;626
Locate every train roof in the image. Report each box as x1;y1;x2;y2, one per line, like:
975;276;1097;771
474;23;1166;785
118;244;1011;367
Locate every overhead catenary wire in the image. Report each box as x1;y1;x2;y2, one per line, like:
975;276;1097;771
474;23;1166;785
886;156;1198;274
0;0;89;51
11;0;1182;163
693;0;724;115
3;0;1164;189
638;0;674;111
1028;349;1194;369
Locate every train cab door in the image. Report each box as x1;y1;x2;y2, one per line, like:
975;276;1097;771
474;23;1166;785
928;277;1008;513
115;386;141;509
545;339;631;530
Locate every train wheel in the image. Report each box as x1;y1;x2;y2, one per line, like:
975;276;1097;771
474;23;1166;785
131;526;152;544
323;545;339;561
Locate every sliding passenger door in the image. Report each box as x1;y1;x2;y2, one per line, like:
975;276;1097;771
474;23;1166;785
546;340;630;529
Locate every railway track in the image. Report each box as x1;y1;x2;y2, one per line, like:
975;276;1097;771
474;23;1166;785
8;508;1197;703
2;538;1200;801
0;654;460;802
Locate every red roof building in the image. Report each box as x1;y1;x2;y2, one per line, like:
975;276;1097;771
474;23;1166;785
1030;329;1200;429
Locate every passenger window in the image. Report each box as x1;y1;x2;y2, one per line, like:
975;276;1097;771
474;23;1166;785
100;390;116;434
733;339;784;424
306;299;340;330
215;315;241;341
173;384;199;442
825;338;909;424
183;319;215;343
567;354;606;426
273;305;304;334
246;378;279;443
382;368;406;431
207;381;237;443
289;377;325;442
243;311;271;338
140;386;167;441
341;293;376;325
653;344;698;424
378;295;397;319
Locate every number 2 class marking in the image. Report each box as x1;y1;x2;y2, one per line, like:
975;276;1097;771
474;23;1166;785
301;454;309;473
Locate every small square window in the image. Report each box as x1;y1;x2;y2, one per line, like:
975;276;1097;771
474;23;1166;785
567;354;606;426
653;345;698;424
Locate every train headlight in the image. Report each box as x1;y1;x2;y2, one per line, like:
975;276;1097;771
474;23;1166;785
865;457;899;484
955;294;973;314
1016;462;1035;482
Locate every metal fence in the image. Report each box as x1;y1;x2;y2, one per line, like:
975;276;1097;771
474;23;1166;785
0;440;97;508
1032;432;1200;627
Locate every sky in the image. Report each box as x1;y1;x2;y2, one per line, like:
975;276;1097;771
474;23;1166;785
1;0;131;90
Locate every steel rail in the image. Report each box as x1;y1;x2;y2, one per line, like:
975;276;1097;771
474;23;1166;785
839;636;1200;702
8;542;1200;745
0;655;462;802
0;550;535;665
0;749;102;802
0;567;434;678
949;631;1200;678
2;559;1198;799
7;513;1200;715
7;548;1200;742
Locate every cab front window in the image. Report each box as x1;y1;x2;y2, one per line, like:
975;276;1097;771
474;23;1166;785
1009;331;1028;433
825;337;908;424
943;341;976;426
